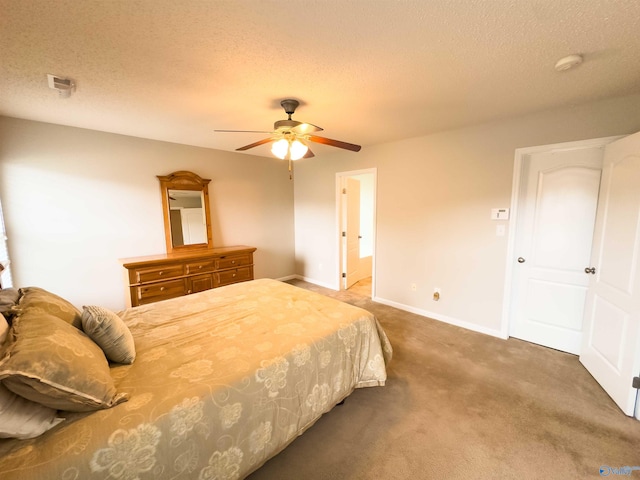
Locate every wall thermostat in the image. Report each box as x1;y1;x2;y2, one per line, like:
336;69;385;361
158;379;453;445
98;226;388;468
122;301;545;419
491;208;510;220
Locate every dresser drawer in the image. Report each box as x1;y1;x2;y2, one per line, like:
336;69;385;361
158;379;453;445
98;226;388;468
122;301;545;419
187;273;214;294
215;254;252;270
215;266;253;287
133;264;184;284
134;279;186;305
185;259;215;275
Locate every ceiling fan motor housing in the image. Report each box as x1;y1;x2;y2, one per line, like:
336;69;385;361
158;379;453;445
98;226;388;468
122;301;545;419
274;119;302;131
280;99;300;116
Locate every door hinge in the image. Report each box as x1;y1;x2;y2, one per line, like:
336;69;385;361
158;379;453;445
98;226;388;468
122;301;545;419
342;273;346;278
342;188;347;194
633;377;640;389
342;231;346;237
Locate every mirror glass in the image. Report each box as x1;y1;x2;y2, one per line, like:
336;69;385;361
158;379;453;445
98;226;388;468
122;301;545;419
168;190;207;247
158;171;213;253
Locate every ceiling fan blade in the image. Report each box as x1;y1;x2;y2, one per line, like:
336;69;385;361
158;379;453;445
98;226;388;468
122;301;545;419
292;123;323;134
215;129;273;134
235;137;273;151
303;147;315;158
307;135;361;152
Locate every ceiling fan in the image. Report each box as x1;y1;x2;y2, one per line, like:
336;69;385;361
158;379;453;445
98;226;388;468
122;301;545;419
215;99;362;166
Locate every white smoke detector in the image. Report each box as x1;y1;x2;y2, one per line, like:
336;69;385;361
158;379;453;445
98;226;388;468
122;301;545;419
47;74;75;97
554;54;583;72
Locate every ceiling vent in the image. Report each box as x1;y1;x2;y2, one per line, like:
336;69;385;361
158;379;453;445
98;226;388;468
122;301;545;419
47;74;75;97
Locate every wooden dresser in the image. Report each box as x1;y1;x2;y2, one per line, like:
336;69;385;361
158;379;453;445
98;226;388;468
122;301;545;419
121;246;256;307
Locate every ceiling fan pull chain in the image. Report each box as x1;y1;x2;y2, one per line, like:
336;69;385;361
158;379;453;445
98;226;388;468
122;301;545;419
288;158;293;180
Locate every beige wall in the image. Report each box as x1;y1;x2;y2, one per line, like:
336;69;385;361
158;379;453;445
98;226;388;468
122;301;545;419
3;94;640;334
0;117;295;310
293;94;640;336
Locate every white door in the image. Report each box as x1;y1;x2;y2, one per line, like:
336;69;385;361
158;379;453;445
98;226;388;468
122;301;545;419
510;145;604;354
181;207;206;244
580;131;640;416
343;177;361;289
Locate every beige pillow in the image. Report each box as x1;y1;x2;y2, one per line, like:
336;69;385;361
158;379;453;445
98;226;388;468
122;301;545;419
0;310;128;412
18;286;83;329
82;306;136;364
0;383;64;439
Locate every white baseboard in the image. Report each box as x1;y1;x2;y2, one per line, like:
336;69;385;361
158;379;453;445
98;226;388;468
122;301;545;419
281;276;504;339
373;295;506;339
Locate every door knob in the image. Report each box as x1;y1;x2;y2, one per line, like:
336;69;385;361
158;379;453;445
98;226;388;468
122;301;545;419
585;267;596;274
517;257;525;263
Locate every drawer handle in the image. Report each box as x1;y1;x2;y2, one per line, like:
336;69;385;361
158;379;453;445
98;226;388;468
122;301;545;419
232;260;236;264
198;265;203;269
160;287;165;291
233;273;236;277
158;271;164;276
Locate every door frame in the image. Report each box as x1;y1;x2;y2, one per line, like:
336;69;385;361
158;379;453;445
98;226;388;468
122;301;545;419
336;168;377;295
500;136;623;340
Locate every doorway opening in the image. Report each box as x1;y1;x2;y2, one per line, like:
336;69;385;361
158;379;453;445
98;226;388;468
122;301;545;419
502;133;640;418
336;169;376;298
503;136;621;352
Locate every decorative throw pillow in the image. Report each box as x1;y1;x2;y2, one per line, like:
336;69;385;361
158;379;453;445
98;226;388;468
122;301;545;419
18;286;83;329
0;310;128;412
82;305;136;364
0;383;64;439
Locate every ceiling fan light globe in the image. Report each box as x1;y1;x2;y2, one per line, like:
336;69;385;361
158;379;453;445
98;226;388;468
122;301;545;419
290;139;308;160
271;138;289;159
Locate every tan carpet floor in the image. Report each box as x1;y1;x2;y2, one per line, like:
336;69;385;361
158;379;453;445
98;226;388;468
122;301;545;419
247;278;640;480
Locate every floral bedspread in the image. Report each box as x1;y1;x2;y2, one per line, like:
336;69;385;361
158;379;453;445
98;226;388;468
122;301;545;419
0;278;392;479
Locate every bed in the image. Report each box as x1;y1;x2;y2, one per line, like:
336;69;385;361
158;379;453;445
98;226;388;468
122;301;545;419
0;278;392;479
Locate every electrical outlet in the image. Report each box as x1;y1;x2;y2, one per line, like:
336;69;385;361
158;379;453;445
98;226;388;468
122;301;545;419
433;287;441;301
411;283;417;291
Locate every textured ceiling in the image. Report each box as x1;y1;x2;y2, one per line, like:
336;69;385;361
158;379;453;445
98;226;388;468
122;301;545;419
1;0;639;158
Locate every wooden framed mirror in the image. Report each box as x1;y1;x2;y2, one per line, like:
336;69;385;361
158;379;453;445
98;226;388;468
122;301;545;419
158;171;213;253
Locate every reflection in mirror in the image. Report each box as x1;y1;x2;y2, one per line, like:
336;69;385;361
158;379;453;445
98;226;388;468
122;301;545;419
168;190;207;247
158;171;213;253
